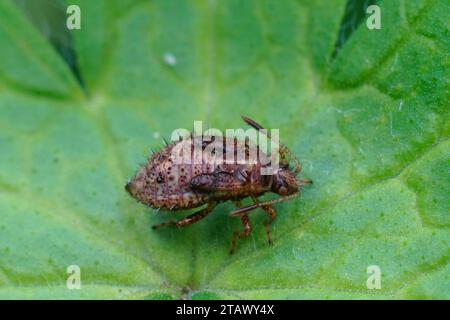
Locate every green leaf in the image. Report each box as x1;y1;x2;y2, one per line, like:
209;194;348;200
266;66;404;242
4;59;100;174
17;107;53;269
0;0;448;299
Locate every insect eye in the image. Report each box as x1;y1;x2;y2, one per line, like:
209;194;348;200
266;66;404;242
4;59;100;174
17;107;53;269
279;186;288;195
156;175;164;183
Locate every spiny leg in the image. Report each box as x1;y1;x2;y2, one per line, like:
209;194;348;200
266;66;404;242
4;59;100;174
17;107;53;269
152;202;217;229
230;214;251;255
251;196;277;246
229;199;252;254
261;205;277;246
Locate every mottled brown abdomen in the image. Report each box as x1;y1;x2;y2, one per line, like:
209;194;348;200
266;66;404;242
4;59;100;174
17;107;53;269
126;136;271;210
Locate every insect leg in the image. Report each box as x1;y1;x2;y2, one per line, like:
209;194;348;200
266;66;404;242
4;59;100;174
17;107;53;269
261;205;277;246
190;171;246;192
230;214;251;255
250;196;277;246
230;191;300;216
152;202;217;229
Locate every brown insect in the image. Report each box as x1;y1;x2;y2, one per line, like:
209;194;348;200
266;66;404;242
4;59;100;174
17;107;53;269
125;116;312;253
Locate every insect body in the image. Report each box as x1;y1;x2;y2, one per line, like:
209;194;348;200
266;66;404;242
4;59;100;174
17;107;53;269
125;116;312;253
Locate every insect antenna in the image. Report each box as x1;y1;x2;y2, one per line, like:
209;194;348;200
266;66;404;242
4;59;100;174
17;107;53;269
242;116;302;174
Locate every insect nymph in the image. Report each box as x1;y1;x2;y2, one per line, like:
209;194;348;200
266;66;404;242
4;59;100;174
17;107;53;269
125;116;312;253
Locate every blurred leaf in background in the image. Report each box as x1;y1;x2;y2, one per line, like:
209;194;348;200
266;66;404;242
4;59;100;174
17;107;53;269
0;0;448;299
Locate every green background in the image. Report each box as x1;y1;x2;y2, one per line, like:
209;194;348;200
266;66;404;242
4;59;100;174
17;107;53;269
0;0;448;299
